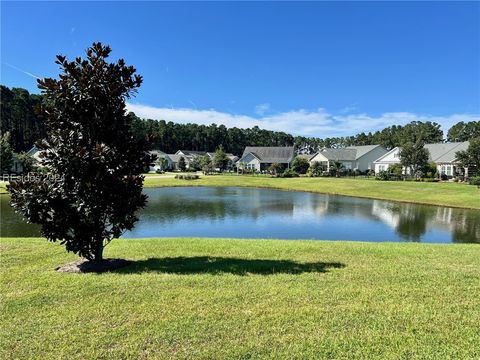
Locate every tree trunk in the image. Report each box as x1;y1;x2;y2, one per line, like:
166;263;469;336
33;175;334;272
94;240;104;262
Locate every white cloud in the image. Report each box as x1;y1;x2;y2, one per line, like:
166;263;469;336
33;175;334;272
254;103;270;116
126;102;478;138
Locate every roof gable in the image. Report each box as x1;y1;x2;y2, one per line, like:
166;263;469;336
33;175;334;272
424;142;469;163
241;146;295;163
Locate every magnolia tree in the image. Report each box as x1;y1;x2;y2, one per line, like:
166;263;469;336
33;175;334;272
8;43;148;261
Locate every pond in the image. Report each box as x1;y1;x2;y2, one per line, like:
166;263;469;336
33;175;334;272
1;187;479;243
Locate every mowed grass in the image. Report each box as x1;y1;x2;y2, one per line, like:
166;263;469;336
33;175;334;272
1;237;479;359
144;175;480;209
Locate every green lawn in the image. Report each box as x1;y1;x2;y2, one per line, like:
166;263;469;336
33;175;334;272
144;175;480;209
1;237;479;359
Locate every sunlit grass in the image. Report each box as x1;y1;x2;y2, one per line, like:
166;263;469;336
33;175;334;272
1;237;479;359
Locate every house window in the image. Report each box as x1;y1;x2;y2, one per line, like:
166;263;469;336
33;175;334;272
343;162;352;170
378;165;386;172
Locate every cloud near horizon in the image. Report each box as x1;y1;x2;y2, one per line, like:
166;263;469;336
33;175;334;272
126;102;478;138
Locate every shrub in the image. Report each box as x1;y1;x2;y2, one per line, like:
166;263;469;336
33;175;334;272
175;174;199;180
291;157;310;174
307;161;327;177
388;163;403;177
469;176;480;186
375;170;390;181
421;162;437;178
281;169;299;178
155;169;164;174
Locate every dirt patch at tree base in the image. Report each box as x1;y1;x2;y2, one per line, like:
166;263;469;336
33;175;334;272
56;259;132;273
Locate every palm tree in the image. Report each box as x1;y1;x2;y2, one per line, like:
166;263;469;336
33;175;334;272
329;161;345;178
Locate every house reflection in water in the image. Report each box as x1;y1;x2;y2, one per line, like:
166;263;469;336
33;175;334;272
371;201;480;243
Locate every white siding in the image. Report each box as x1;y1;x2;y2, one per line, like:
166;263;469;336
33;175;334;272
309;153;329;163
356;146;389;171
240;153;261;171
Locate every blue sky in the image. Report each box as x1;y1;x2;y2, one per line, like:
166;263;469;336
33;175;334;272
2;1;479;137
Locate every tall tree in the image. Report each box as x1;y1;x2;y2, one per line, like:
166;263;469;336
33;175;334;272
447;121;480;142
400;140;429;177
8;43;147;261
178;156;187;171
213;145;229;172
455;138;480;174
0;132;13;173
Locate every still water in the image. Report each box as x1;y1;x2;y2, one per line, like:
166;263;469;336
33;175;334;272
1;187;479;243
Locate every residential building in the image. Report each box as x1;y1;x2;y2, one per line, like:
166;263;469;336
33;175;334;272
309;145;388;172
237;146;295;172
148;150;173;172
373;141;470;177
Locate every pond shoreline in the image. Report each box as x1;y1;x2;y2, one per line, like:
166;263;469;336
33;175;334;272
143;176;480;210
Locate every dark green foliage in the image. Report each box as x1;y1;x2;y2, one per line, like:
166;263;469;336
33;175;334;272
268;163;285;176
174;174;199;180
307;161;327;177
281;169;299;178
155;157;169;171
455;138;480;172
447;121;480;142
199;154;213;174
376;170;390;181
389;163;404;177
0;86;46;152
423;162;438;179
8;43;147;261
0;132;13;173
213;145;229;172
291;156;310;174
329;161;345;177
468;176;480;186
16;152;35;173
1;83;477;155
400;140;429;177
178;156;187;171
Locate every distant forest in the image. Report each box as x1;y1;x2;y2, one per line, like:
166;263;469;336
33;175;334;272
1;85;479;155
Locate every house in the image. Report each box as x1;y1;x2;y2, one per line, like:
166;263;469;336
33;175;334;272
309;145;388;172
171;150;239;171
237;146;295;172
175;150;208;157
373;141;470;177
148;150;173;172
296;153;316;162
10;153;24;174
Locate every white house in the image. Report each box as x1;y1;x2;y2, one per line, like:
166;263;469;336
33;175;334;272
373;141;470;177
309;145;388;172
148;150;173;172
237;146;295;172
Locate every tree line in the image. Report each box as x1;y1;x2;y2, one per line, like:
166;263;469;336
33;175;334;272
1;85;479;156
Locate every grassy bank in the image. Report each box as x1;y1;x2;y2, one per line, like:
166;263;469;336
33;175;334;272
144;175;480;209
1;237;479;359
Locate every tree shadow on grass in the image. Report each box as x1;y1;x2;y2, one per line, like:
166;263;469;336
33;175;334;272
118;256;345;276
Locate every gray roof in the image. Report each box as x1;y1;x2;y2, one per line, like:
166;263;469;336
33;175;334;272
320;145;384;161
176;150;207;156
346;145;382;158
297;153;317;161
168;154;191;163
425;142;469;163
241;146;295;163
320;148;357;161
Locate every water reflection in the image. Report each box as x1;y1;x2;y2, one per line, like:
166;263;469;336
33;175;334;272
1;187;479;243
